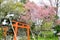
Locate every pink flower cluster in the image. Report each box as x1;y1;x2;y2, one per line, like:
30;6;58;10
21;1;56;22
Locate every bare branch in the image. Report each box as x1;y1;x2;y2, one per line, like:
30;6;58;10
56;0;59;14
49;0;53;6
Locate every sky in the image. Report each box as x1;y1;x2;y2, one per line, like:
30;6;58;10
29;0;60;18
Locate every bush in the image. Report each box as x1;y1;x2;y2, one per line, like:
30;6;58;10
54;25;60;33
0;27;3;40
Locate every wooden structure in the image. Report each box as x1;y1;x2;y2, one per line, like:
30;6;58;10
0;20;30;40
12;20;30;40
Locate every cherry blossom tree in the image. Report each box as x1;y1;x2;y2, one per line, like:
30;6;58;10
25;1;56;22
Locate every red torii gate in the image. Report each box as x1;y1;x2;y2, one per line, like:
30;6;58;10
12;20;30;40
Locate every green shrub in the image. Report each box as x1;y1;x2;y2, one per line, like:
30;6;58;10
54;25;60;32
0;27;3;40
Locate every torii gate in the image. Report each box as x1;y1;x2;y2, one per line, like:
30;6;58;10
1;20;30;40
12;20;30;40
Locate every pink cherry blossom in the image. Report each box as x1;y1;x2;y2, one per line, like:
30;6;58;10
21;1;56;22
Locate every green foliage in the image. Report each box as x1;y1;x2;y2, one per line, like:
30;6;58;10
0;0;3;4
42;21;53;30
41;31;53;37
1;2;25;13
54;25;60;32
15;2;25;12
0;0;26;19
21;0;26;3
0;27;3;40
37;36;58;40
31;23;35;30
43;21;53;27
31;35;58;40
55;15;59;19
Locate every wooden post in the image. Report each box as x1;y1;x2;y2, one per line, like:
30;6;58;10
27;27;30;40
12;20;30;40
3;27;8;40
13;22;18;40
